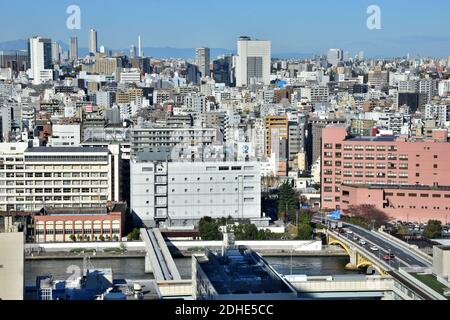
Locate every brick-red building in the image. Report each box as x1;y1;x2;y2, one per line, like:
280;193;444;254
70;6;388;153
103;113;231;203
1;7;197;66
322;126;450;222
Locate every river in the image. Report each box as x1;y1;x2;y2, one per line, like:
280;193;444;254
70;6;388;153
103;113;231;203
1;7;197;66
25;256;358;285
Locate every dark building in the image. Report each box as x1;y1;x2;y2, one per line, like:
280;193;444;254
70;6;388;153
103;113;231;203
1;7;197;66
186;63;201;85
0;50;28;72
352;84;369;94
398;92;427;113
129;57;152;74
306;117;347;169
213;55;234;87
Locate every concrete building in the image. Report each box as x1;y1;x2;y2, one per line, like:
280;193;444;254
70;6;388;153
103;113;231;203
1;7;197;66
196;47;210;78
307;117;347;169
130;151;261;227
327;49;343;67
433;246;450;279
89;29;98;55
264;116;288;176
321;126;450;222
0;50;28;72
48;124;81;147
368;68;389;90
0;144;120;212
235;36;271;87
130;124;221;156
28;37;53;85
0;232;24;300
70;37;78;61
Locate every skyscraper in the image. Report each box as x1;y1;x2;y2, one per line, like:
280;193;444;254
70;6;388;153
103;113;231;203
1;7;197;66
28;37;53;84
130;45;136;59
70;37;78;61
196;47;210;78
138;35;142;57
51;42;60;65
235;36;271;87
327;48;343;67
213;55;233;86
89;29;98;55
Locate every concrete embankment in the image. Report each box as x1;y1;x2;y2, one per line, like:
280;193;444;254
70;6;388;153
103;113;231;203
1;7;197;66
25;245;346;260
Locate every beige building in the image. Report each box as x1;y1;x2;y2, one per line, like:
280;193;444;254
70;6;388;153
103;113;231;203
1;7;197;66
0;232;24;300
433;246;450;278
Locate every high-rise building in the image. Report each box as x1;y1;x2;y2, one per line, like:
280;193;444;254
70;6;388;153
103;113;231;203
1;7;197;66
51;42;60;65
213;55;233;86
89;29;98;55
196;47;210;78
138;35;142;57
235;36;271;87
28;37;53;85
130;45;136;59
70;37;78;61
327;49;343;67
0;50;28;72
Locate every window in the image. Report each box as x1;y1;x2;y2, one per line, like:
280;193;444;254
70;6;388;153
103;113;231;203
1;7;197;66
142;167;153;172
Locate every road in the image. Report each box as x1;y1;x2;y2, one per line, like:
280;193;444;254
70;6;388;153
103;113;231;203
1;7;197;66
313;216;431;269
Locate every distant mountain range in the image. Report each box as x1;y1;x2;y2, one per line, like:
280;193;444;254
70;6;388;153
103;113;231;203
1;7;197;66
0;39;313;59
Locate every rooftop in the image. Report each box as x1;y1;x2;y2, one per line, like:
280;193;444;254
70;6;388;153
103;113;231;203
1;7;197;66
25;147;109;153
197;247;295;296
343;184;450;192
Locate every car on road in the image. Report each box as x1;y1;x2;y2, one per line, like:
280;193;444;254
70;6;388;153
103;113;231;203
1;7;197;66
345;229;353;234
370;246;379;251
353;236;359;241
383;254;392;261
359;240;367;245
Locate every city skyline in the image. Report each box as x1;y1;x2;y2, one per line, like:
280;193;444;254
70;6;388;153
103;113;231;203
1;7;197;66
0;0;450;58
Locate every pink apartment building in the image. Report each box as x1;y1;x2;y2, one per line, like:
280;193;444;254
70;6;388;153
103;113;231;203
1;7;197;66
321;126;450;223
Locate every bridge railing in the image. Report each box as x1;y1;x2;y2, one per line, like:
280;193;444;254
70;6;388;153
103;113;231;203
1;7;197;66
375;229;433;264
328;230;394;272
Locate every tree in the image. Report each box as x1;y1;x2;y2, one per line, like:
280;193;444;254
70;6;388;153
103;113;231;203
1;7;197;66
198;217;222;240
344;205;390;227
297;223;313;240
277;181;297;221
395;224;409;236
127;228;141;241
423;220;443;239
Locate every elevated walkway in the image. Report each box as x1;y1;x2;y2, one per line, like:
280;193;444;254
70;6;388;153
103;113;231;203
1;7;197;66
140;228;181;281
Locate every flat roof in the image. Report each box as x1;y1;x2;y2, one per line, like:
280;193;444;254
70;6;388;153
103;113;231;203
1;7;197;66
197;248;294;295
25;147;109;153
346;136;396;142
343;184;450;191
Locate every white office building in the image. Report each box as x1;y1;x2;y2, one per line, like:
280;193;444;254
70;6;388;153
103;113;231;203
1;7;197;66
131;152;262;227
89;29;98;55
0;143;120;212
327;49;343;67
48;124;81;147
28;37;53;85
235;36;271;87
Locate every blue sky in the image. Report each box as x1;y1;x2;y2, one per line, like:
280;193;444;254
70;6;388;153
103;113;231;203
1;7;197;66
1;0;449;57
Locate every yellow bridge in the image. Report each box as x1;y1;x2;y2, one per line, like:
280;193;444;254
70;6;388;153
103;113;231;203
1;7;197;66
326;230;390;276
